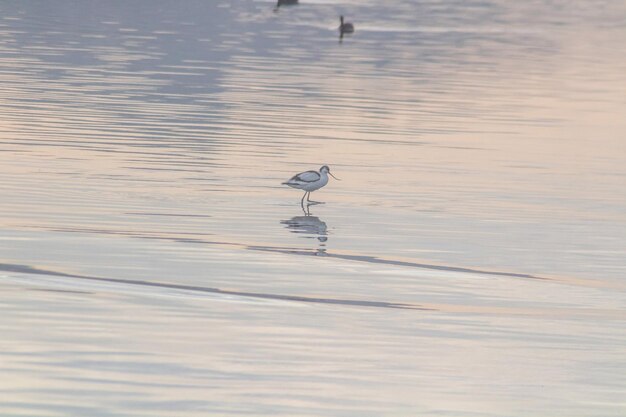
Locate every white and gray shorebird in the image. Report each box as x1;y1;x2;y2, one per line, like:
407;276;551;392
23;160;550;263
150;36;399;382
282;165;340;204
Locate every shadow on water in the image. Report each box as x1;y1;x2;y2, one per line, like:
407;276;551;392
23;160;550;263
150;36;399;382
22;223;547;281
0;263;428;311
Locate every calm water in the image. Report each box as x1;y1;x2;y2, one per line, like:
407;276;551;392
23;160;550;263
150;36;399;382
1;0;626;416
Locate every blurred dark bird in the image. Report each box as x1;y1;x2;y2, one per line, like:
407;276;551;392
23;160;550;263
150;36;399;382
275;0;298;9
339;16;354;34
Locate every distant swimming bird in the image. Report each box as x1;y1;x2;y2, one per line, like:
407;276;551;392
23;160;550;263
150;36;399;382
283;165;339;204
339;16;354;34
275;0;298;9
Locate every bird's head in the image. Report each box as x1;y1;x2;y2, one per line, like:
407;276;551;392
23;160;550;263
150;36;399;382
321;165;339;180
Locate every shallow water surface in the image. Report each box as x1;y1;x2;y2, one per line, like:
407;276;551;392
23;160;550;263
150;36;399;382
1;0;626;416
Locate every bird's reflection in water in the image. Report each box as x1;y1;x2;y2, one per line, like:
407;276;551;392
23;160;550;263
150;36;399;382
281;203;328;256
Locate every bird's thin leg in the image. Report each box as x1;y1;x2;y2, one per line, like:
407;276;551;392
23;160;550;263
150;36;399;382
301;191;308;205
307;193;324;205
306;192;312;202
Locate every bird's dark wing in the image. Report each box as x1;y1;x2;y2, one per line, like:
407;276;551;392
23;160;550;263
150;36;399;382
289;170;320;183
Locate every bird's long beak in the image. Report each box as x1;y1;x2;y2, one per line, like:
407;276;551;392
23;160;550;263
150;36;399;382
329;172;340;180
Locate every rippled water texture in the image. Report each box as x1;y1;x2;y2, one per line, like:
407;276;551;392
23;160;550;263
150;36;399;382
1;1;626;416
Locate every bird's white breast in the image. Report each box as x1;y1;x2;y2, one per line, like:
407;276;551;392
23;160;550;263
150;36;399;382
301;174;328;191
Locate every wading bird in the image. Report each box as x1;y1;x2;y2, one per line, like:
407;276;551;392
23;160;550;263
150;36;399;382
283;165;340;205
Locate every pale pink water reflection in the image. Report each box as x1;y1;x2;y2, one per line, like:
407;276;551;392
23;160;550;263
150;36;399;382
1;0;625;416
